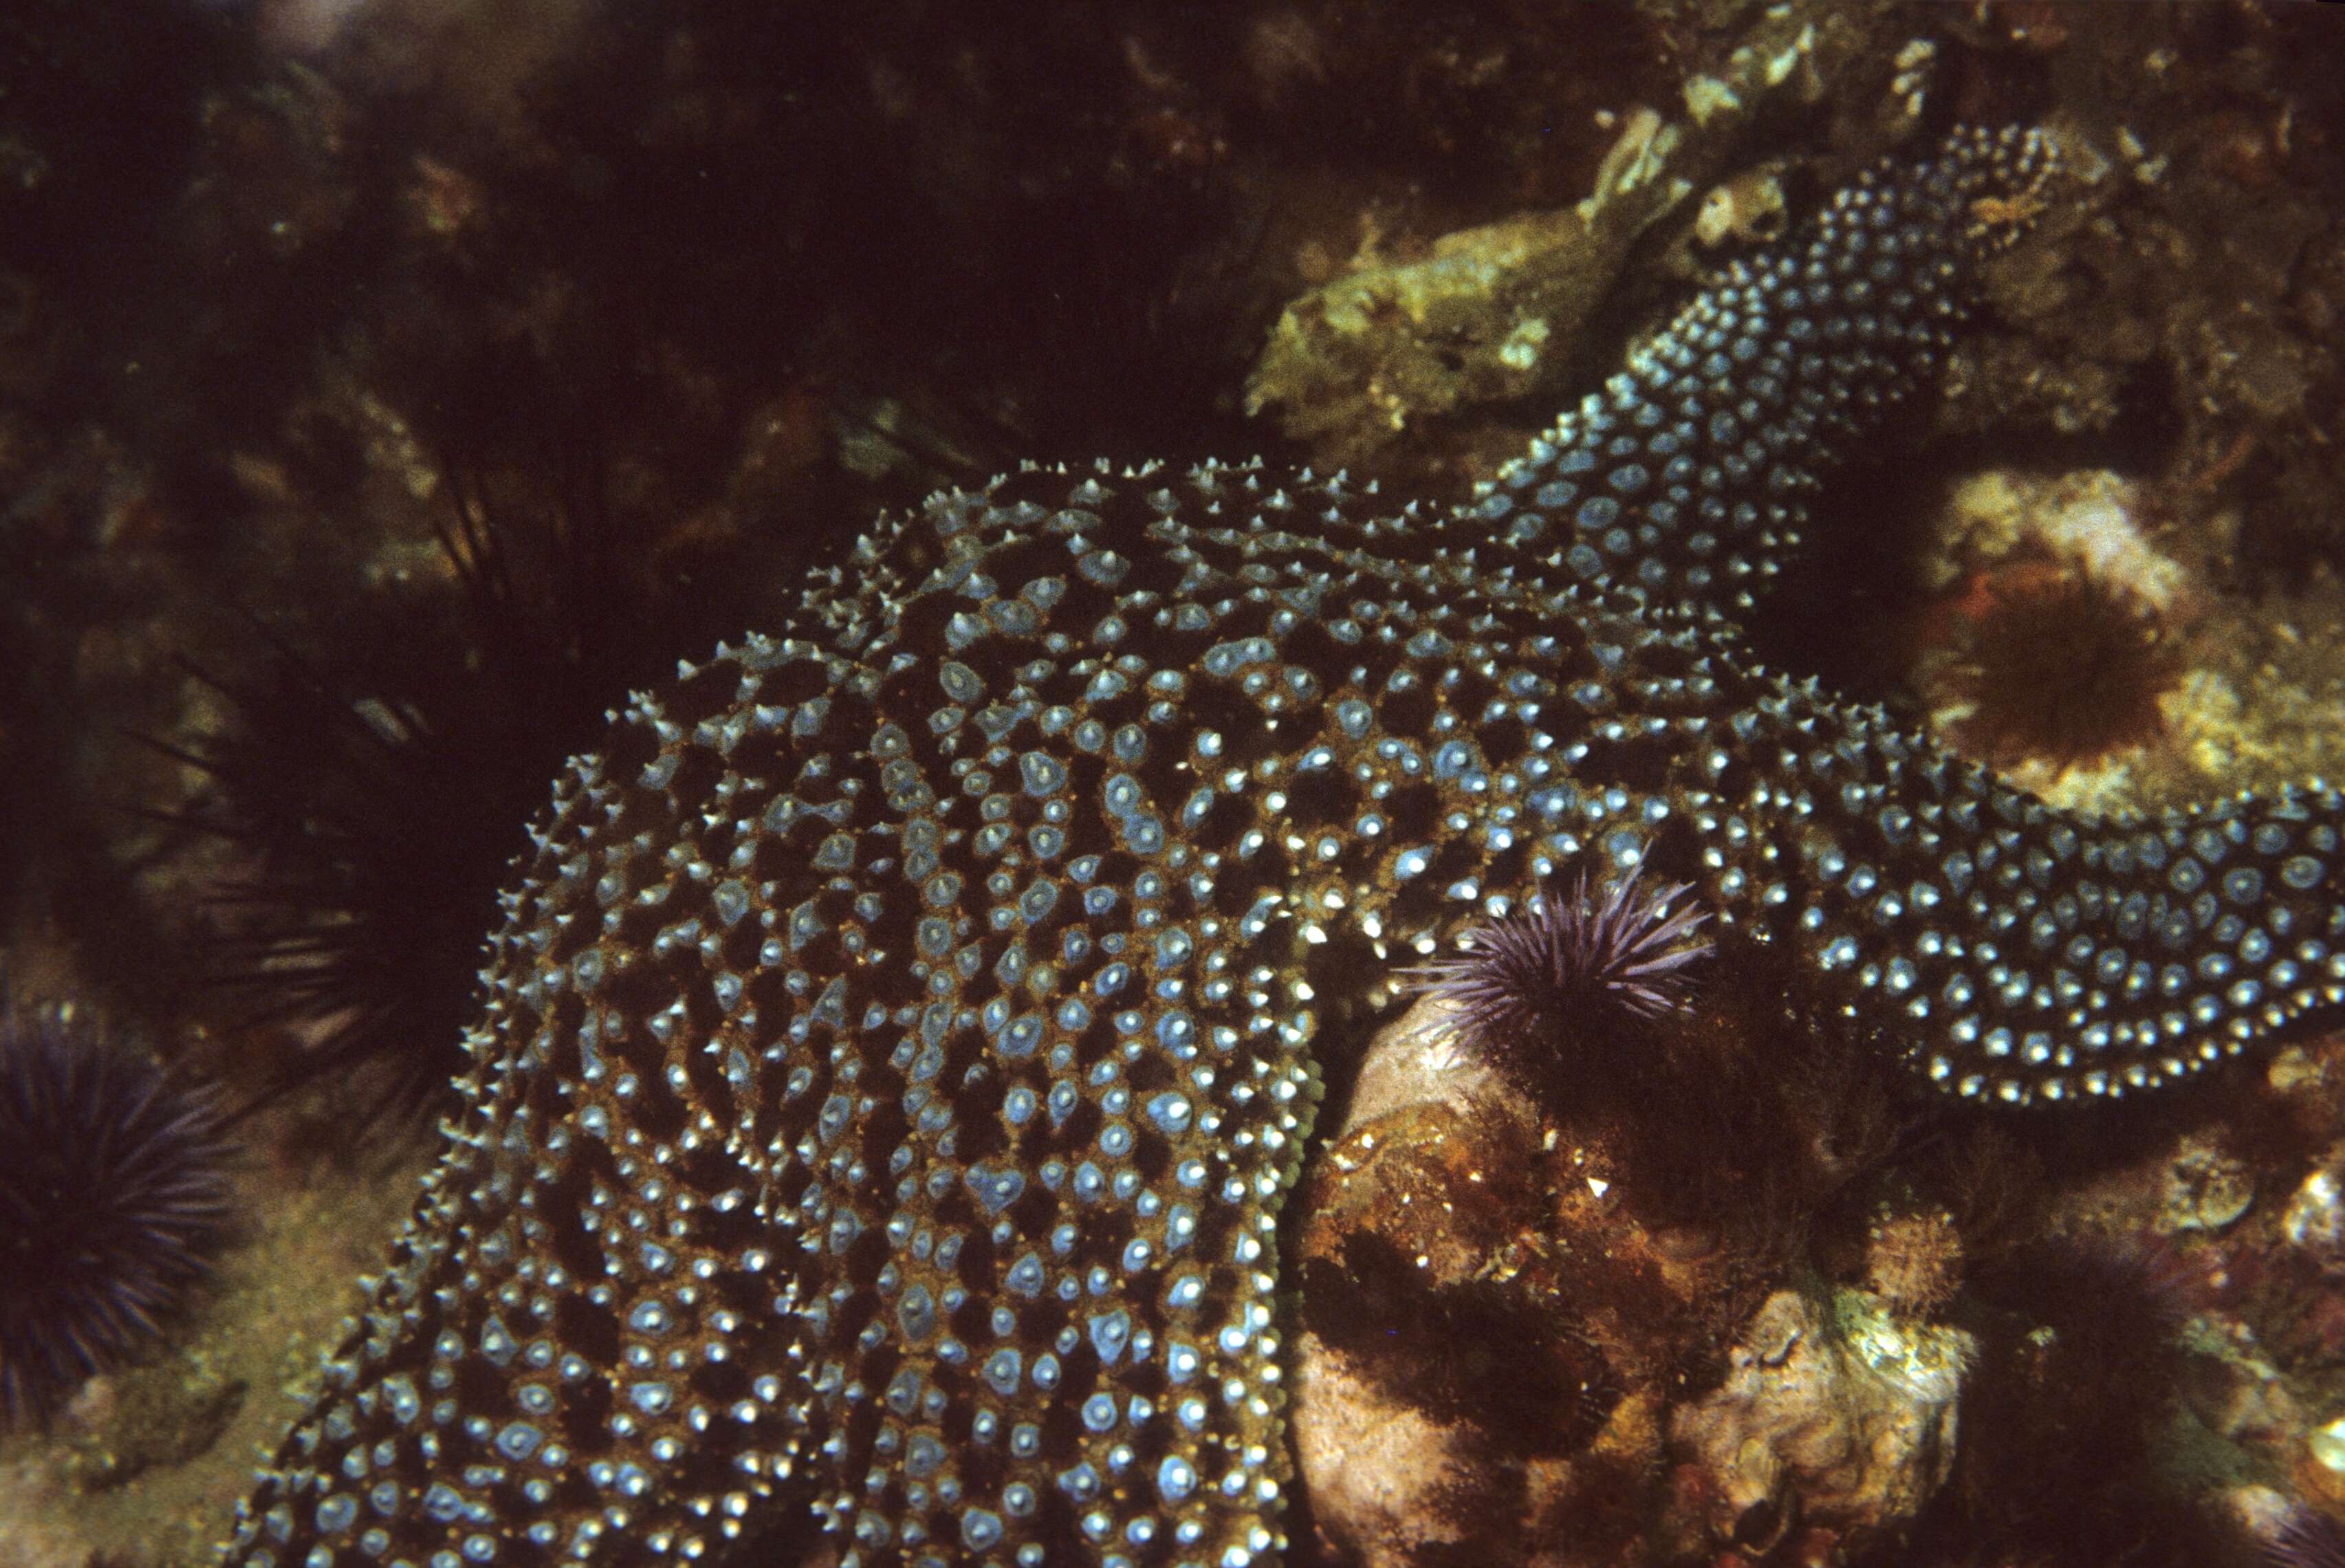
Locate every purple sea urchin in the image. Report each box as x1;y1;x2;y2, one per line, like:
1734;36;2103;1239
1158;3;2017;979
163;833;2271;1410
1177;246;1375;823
1411;866;1712;1080
0;1008;234;1424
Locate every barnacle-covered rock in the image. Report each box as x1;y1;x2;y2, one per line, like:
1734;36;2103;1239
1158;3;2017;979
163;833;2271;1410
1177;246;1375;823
1668;1288;1975;1558
2161;1133;2258;1234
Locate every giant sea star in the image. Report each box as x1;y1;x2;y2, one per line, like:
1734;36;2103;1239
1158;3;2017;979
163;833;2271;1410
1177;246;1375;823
216;124;2345;1568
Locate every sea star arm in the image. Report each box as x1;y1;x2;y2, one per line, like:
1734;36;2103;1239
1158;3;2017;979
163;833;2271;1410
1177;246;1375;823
1441;123;2058;625
1718;671;2345;1104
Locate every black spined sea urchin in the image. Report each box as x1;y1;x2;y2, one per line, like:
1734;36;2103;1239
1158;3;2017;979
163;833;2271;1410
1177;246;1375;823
1410;865;1712;1089
0;1008;235;1424
160;460;721;1128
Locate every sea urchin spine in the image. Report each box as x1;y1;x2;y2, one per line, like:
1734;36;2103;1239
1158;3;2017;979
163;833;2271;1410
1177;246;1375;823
1411;866;1712;1078
0;1006;235;1424
2267;1509;2345;1568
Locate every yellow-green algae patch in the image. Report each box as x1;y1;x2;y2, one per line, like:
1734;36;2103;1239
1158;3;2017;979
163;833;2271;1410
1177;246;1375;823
1244;0;1867;470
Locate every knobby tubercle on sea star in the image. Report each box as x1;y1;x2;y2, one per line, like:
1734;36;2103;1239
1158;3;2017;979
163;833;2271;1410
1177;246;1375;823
215;124;2345;1568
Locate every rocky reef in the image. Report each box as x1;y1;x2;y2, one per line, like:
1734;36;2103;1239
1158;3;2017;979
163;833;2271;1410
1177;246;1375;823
2;3;2345;1567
